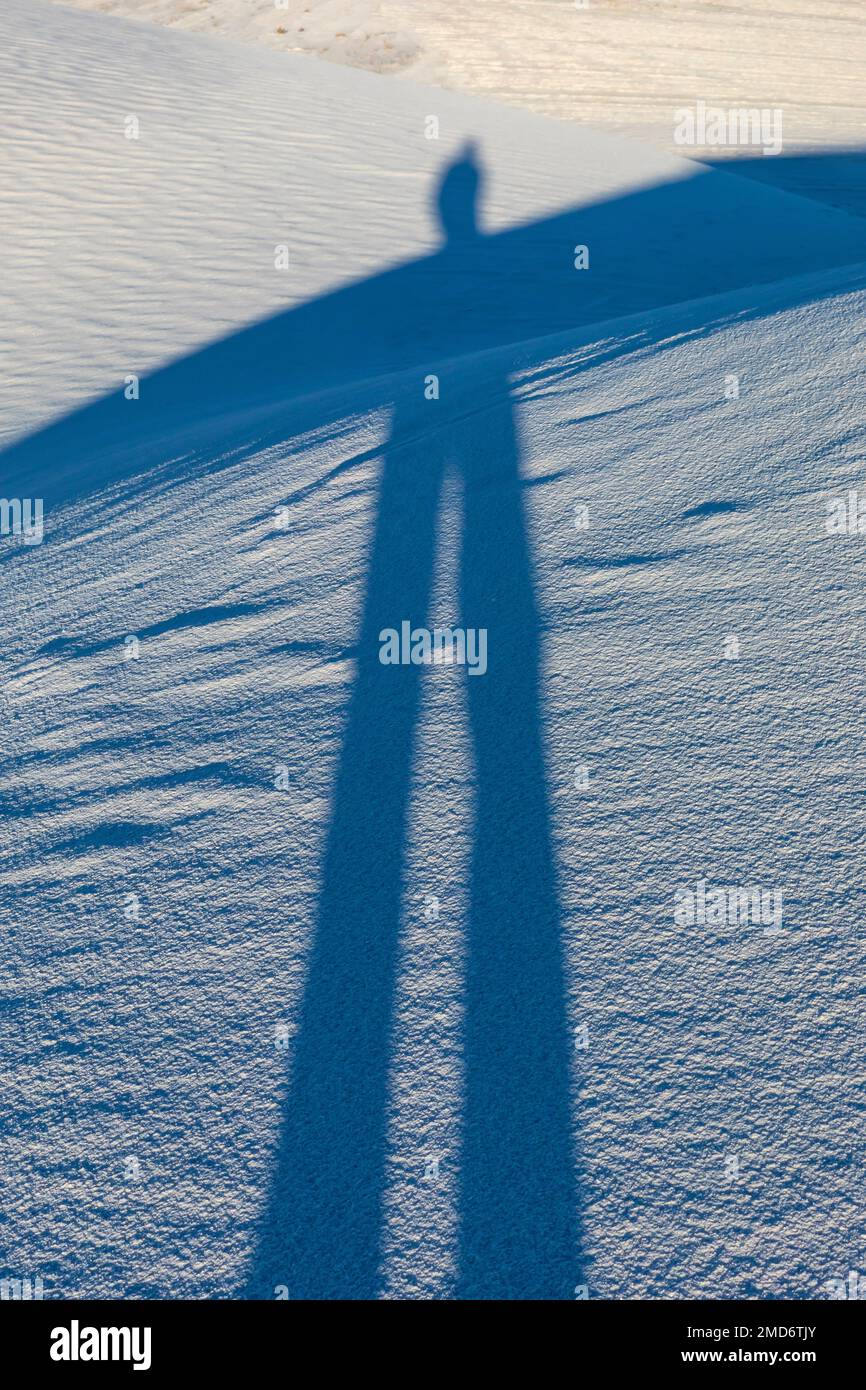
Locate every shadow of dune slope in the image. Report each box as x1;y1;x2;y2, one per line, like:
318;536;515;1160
2;149;864;510
235;148;862;1302
704;149;866;221
4;145;864;1301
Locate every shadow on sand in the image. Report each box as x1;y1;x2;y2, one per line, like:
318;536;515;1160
4;144;864;1298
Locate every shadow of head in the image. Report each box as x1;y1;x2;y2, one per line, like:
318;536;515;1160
435;142;484;245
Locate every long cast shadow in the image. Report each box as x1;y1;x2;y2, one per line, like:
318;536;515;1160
4;141;865;1300
240;148;866;1299
245;153;577;1298
4;149;865;515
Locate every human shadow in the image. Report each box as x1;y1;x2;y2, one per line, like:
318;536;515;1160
3;140;865;1300
244;149;577;1299
238;145;866;1300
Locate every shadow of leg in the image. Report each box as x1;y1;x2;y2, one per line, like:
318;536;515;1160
245;410;444;1299
456;382;579;1298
